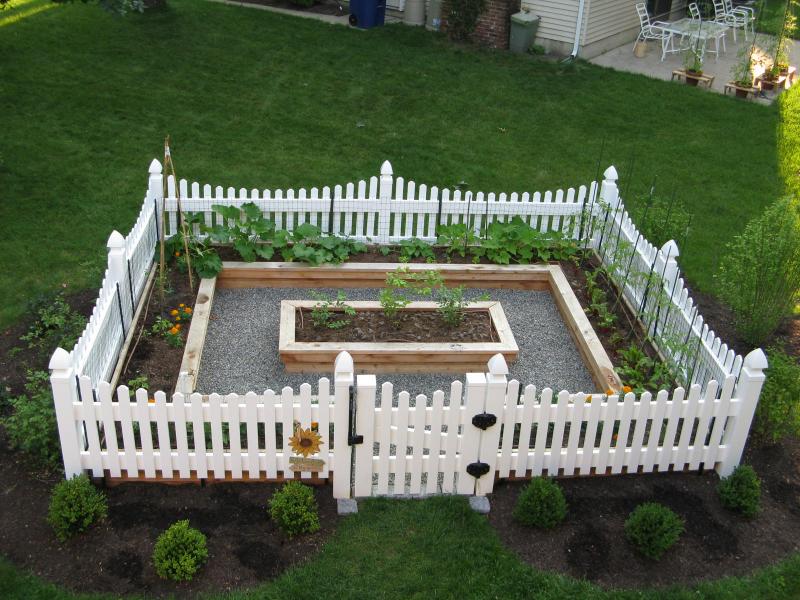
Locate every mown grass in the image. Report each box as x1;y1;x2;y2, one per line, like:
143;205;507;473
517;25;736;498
0;0;787;327
1;497;799;599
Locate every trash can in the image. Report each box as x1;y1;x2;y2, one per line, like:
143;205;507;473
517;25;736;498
509;11;540;54
404;0;425;26
349;0;386;29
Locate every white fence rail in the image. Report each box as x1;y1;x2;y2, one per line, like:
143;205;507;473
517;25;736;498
51;351;767;496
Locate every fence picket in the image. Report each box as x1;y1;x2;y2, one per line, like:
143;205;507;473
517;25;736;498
191;393;208;479
409;394;427;495
154;391;172;479
426;390;445;496
395;391;410;495
376;382;393;495
441;381;462;494
245;392;259;479
117;385;138;477
99;382;121;478
173;393;190;479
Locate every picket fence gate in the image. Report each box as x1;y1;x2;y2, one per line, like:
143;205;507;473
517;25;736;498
50;348;767;499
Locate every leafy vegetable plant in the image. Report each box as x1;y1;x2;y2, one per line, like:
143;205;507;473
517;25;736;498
309;291;356;329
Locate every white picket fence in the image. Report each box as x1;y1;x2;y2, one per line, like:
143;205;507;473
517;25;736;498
50;350;767;497
590;171;741;389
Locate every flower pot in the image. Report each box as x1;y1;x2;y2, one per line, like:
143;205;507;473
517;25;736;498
761;79;777;91
685;70;703;86
735;87;749;98
634;41;647;58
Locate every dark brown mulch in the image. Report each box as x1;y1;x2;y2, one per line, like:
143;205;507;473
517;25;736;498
487;438;800;589
234;0;344;16
0;434;338;598
295;308;498;343
119;271;197;394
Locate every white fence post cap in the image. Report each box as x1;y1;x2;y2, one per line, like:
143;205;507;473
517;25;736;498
660;239;680;258
334;350;354;376
149;158;163;174
603;165;618;181
49;347;72;370
380;160;393;176
107;230;125;249
487;353;509;376
743;348;768;371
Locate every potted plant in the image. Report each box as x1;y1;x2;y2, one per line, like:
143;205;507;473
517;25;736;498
763;2;796;88
682;43;705;86
729;40;758;98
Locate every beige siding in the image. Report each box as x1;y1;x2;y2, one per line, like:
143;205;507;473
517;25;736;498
519;0;581;44
584;0;639;45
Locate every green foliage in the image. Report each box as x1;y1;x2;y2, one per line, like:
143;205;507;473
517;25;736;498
616;345;674;393
269;481;321;538
717;196;800;345
52;0;147;16
512;477;568;528
127;375;149;392
470;218;578;265
3;370;60;469
281;223;367;266
20;293;86;357
754;347;800;442
447;0;487;42
398;238;435;262
380;267;443;323
206;202;277;262
718;465;761;518
309;291;355;329
435;285;488;327
584;270;617;329
628;193;693;250
624;502;684;560
47;475;108;542
436;223;478;258
166;222;223;280
152;520;208;581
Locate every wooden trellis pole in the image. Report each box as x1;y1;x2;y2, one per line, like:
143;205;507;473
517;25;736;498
162;136;194;292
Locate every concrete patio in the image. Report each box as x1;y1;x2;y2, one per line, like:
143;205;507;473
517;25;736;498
590;31;799;102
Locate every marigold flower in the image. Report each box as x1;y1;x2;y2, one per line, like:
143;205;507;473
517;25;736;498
175;323;182;330
169;327;179;335
170;309;179;316
175;251;181;257
184;307;192;314
148;397;155;404
179;303;185;307
622;385;633;394
175;316;181;321
586;395;592;403
605;388;614;395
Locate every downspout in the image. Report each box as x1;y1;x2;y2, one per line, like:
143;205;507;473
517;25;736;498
564;0;587;62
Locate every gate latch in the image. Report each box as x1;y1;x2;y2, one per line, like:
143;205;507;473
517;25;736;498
471;412;497;430
466;462;490;479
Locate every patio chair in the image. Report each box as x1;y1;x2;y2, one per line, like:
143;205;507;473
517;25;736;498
713;0;754;42
688;2;701;22
634;3;672;57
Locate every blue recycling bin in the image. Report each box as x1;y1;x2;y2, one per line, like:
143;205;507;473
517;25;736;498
349;0;385;29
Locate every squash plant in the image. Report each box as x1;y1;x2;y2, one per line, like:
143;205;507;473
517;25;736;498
205;202;277;262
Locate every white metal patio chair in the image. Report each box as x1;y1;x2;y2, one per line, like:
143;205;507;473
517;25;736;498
634;2;673;58
713;0;754;41
688;2;701;22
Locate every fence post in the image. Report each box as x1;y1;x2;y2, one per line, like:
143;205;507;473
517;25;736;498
107;231;127;285
716;348;768;477
656;240;680;291
148;158;163;203
49;348;84;479
353;373;377;498
457;371;487;495
476;354;508;497
599;165;619;209
332;351;355;500
377;160;393;245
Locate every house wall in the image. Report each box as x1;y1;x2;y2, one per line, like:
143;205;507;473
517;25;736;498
519;0;687;58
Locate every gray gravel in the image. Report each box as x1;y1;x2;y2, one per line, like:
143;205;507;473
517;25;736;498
196;287;595;396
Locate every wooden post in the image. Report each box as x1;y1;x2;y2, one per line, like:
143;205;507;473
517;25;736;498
354;373;377;497
49;348;84;479
332;351;355;499
716;349;768;477
476;354;508;496
378;160;393;245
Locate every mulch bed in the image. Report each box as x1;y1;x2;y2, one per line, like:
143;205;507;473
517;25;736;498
295;307;498;343
0;433;338;598
487;438;800;589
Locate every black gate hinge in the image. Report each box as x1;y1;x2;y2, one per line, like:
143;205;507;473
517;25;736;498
471;412;497;430
466;462;491;479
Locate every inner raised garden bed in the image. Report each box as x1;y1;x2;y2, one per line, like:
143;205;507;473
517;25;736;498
281;300;518;373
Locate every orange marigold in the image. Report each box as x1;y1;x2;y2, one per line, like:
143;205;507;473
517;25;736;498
169;327;179;335
184;307;192;314
622;385;633;394
179;303;185;307
175;316;181;321
170;309;179;316
175;323;182;330
174;251;181;257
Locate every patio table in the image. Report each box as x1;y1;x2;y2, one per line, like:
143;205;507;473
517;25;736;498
659;19;729;62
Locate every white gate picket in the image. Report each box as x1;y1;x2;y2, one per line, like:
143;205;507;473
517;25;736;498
441;381;462;494
376;382;393;495
409;394;427;495
116;385;138;478
395;391;410;495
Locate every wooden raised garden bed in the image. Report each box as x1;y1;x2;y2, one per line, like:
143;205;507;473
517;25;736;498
279;300;518;373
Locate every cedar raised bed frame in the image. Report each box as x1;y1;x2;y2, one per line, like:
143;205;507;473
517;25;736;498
279;300;518;373
213;262;622;392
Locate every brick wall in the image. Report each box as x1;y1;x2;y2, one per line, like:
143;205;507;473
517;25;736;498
441;0;521;49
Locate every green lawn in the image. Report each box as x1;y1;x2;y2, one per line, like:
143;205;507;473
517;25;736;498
1;496;799;600
757;0;798;38
0;0;792;328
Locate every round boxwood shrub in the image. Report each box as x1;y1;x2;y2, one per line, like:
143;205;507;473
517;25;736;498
624;502;684;560
152;520;208;581
512;477;567;528
47;474;108;541
269;481;320;538
718;465;761;518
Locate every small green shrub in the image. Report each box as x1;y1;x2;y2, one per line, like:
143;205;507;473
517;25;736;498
3;370;61;468
513;477;568;528
269;481;320;538
624;502;684;560
20;293;87;357
447;0;486;42
152;520;208;581
754;348;800;443
717;196;800;345
718;465;761;518
47;475;108;541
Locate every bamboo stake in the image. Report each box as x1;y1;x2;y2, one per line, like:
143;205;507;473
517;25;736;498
163;136;194;292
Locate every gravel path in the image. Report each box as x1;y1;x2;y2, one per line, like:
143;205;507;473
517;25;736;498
196;287;596;396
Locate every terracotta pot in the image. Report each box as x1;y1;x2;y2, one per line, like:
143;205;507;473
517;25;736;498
685;71;702;86
761;79;777;91
735;87;749;98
